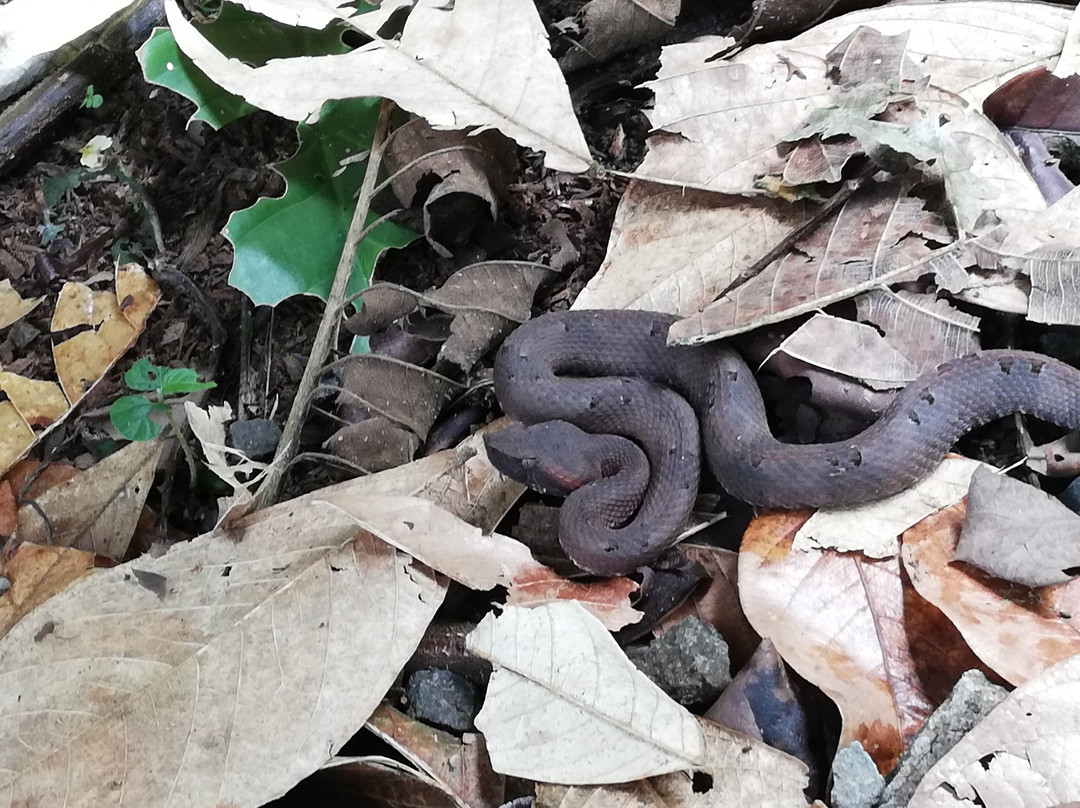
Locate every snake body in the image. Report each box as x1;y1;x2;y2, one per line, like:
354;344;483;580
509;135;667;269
487;309;1080;575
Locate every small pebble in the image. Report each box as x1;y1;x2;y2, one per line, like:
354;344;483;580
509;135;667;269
626;616;730;705
406;668;479;732
229;418;282;459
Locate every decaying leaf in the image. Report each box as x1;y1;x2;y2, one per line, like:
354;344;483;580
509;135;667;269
0;502;446;806
558;0;679;72
467;602;707;784
909;653;1080;807
901;503;1080;685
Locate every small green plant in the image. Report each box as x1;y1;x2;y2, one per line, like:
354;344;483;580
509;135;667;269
81;85;103;109
111;358;216;442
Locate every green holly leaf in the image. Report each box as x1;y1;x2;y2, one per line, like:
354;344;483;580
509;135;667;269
226;97;417;306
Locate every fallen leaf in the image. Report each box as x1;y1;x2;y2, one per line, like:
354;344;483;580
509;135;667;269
956;466;1080;587
0;501;446;806
16;439;163;560
558;0;679;72
909;653;1080;807
165;0;591;172
794;457;985;558
535;717;810;807
467;602;707;784
740;510;973;772
901;502;1080;684
0;279;41;329
365;704;505;808
318;492;641;630
0;542;96;639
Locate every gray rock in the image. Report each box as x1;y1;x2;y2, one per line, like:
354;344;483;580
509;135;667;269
876;670;1008;808
627;616;730;705
229;418;282;459
831;742;885;808
406;668;479;732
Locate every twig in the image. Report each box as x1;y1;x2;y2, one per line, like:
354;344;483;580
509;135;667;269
254;99;395;507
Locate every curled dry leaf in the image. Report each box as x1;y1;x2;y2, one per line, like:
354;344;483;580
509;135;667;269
365;704;505;808
384;116;517;257
165;0;591;172
0;502;446;807
318;492;641;631
794;456;985;558
956;466;1080;587
740;510;982;772
901;502;1080;684
557;0;679;72
15;438;163;561
468;602;706;784
909;653;1080;807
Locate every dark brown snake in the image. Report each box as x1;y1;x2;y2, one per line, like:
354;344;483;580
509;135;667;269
485;309;1080;575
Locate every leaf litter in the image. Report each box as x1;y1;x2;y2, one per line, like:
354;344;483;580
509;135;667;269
7;0;1080;804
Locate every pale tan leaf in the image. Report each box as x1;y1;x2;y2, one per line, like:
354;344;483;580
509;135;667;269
909;654;1080;807
15;439;163;560
467;602;707;784
637;3;1070;193
794;457;985;558
540;717;810;807
0;279;41;330
854;289;981;374
901;503;1080;685
740;511;939;772
0;401;34;473
957;466;1080;587
233;0;410;30
1025;245;1080;326
0;503;446;806
0;372;68;427
164;0;590;172
668;182;951;344
318;492;641;631
776;313;917;390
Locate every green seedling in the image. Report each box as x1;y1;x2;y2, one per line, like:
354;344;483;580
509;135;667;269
111;358;216;441
81;85;104;109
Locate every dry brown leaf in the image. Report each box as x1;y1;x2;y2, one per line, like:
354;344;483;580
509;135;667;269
558;0;679;72
365;704;505;808
909;653;1080;807
956;466;1080;587
318;492;641;630
467;602;707;784
0;371;69;427
15;439;163;560
775;312;917;390
573;180;815;315
854;289;981;374
637;3;1070;193
793;457;985;558
536;717;810;807
739;510;972;772
0;542;96;639
0;401;33;474
301;757;463;808
902;503;1080;685
0;502;446;806
165;0;591;172
668;181;950;344
0;279;42;330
